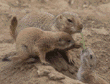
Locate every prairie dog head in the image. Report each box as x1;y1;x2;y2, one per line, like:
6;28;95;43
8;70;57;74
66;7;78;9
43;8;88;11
80;48;97;70
55;12;83;35
54;32;75;50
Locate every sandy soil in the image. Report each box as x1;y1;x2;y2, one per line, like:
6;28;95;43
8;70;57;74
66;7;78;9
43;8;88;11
0;0;110;84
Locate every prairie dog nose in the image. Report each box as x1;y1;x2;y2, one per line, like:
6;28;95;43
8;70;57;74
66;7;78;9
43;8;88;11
79;24;83;29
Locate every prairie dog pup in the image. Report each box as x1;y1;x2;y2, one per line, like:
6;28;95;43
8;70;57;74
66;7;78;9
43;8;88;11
77;48;109;84
10;11;83;40
10;27;75;65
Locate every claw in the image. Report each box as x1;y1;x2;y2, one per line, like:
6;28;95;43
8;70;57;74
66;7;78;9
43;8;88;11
71;60;75;64
69;58;75;65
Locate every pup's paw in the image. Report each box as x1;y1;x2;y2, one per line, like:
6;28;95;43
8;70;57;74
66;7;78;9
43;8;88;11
68;56;75;65
67;51;75;65
74;43;82;49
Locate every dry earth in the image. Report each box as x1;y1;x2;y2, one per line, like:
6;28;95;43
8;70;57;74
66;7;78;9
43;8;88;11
0;0;110;84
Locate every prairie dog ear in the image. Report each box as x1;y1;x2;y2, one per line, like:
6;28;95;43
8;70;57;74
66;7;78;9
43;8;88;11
56;14;66;21
56;14;63;19
59;15;63;19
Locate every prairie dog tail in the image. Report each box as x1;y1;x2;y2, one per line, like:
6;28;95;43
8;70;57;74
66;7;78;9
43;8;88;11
10;16;18;41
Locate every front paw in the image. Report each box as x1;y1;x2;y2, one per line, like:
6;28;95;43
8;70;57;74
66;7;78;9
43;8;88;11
74;43;82;49
64;43;82;51
67;51;75;65
68;57;75;65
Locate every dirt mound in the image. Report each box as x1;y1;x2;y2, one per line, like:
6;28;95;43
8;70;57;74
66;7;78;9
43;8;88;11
0;54;84;84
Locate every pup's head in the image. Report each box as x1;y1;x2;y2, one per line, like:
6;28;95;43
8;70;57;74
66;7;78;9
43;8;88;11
80;48;97;70
55;32;75;50
55;12;83;35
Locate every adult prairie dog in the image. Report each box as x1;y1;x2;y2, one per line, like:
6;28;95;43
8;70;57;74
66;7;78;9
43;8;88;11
10;11;83;40
77;48;109;84
9;27;76;65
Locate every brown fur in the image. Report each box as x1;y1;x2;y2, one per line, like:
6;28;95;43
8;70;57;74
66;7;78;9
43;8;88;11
10;27;76;65
9;11;83;64
10;11;83;41
77;48;109;84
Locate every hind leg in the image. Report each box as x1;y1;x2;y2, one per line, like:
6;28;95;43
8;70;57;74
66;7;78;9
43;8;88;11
38;51;50;65
11;43;31;63
10;51;29;64
11;44;29;63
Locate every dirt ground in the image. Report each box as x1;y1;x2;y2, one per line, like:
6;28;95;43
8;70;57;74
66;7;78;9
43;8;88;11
0;0;110;84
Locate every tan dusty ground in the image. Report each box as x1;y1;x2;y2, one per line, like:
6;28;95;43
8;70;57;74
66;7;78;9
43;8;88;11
0;0;110;84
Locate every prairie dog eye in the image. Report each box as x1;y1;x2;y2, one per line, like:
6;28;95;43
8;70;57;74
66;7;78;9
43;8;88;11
67;40;71;43
90;55;93;59
67;19;73;23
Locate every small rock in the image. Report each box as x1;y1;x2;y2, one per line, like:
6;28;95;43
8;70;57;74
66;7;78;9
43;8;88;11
82;29;92;36
48;72;65;80
37;69;50;76
68;0;74;5
83;4;88;8
26;58;36;63
97;3;110;13
91;21;95;24
61;76;84;84
88;5;95;10
0;2;10;10
92;27;109;35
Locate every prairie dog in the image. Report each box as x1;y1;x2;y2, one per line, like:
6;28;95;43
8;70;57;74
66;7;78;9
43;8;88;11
77;48;109;84
10;27;75;65
10;11;83;40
